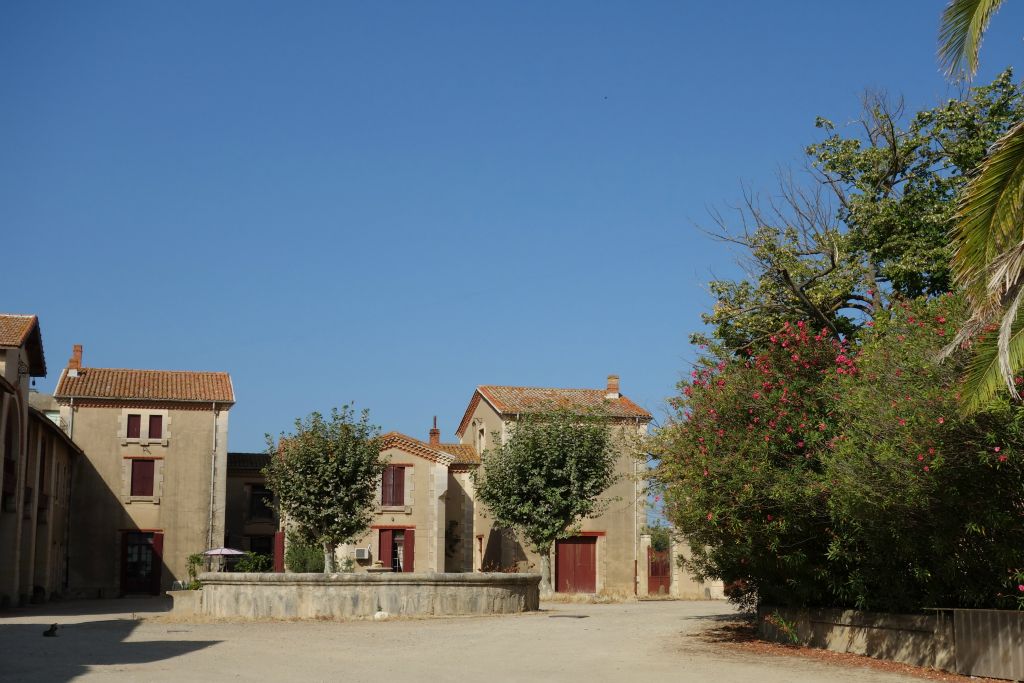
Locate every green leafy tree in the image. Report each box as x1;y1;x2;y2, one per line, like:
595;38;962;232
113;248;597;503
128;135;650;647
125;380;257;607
471;408;619;594
700;72;1024;353
263;406;387;573
937;0;1024;409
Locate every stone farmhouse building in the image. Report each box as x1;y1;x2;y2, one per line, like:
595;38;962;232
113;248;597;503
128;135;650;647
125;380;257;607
53;345;233;596
330;376;655;596
0;315;82;606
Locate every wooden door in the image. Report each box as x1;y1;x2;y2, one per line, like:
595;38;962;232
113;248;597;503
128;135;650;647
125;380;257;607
648;547;671;595
555;536;597;593
122;531;162;595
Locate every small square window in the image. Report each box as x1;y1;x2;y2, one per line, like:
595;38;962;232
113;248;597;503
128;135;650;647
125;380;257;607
127;415;141;439
248;485;274;519
131;460;155;497
148;415;163;439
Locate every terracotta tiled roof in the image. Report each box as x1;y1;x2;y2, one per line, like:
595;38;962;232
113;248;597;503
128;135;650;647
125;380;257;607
456;384;652;437
0;315;37;347
378;431;462;466
0;314;45;376
434;443;480;465
228;452;270;472
55;368;234;403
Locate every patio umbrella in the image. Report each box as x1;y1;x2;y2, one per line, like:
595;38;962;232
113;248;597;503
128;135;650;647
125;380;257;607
203;547;245;571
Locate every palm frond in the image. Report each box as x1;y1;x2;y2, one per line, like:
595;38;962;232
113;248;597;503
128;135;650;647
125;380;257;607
938;0;1005;78
951;121;1024;301
961;305;1024;412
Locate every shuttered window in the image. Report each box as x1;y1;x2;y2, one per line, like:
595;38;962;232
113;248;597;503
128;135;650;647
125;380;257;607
126;414;141;439
131;459;155;496
382;465;405;506
148;415;163;439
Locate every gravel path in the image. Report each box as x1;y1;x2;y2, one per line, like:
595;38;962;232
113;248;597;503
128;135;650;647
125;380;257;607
0;598;922;682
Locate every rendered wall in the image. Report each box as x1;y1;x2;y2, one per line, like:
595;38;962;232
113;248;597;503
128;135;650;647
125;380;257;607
189;572;541;619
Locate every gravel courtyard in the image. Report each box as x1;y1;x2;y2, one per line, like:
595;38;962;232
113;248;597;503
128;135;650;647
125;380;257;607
0;598;923;682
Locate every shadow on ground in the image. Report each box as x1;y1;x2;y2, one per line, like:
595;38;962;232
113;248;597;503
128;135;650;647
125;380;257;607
0;617;218;682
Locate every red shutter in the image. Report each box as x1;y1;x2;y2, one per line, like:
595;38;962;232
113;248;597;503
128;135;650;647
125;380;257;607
379;529;393;569
403;529;414;572
151;532;164;595
273;531;285;572
394;466;405;506
131;460;155;496
127;415;141;438
149;415;163;439
382;467;393;506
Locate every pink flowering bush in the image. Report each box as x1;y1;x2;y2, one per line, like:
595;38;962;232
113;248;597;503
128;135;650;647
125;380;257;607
654;321;849;609
655;296;1024;611
827;295;1024;611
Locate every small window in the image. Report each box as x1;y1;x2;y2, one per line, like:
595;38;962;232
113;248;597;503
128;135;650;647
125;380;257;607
127;414;141;439
148;415;163;439
248;485;274;519
131;460;155;497
382;465;405;506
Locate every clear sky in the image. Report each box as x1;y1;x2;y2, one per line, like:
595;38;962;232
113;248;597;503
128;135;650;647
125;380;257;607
4;2;1023;452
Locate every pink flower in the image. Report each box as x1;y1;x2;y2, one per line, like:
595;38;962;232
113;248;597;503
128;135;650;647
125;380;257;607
994;447;1001;452
766;515;773;521
999;455;1007;463
898;418;906;427
818;423;826;431
797;441;804;448
938;417;945;424
752;392;761;400
917;455;924;461
706;513;713;521
1018;584;1024;592
923;466;930;472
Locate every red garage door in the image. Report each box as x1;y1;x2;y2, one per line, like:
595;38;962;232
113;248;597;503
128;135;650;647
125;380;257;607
556;536;597;593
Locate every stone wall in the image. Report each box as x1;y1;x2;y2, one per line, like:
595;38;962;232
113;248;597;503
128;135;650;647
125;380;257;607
759;607;955;671
188;572;540;619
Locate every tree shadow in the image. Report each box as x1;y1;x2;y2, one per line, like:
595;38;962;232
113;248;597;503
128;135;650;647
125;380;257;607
0;616;218;682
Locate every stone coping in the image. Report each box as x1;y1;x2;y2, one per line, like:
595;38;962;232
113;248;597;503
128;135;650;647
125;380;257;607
198;572;540;586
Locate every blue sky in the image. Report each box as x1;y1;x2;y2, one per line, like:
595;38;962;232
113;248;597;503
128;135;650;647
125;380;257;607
4;2;1023;451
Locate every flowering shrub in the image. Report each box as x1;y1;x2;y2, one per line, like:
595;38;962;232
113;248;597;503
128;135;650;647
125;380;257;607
655;321;849;609
656;297;1024;611
827;295;1024;611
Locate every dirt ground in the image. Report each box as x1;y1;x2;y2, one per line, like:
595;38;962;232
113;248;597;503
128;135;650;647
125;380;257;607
0;598;933;682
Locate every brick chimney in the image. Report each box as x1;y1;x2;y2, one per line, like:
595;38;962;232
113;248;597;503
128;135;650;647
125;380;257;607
68;344;83;371
429;416;441;445
605;374;620;400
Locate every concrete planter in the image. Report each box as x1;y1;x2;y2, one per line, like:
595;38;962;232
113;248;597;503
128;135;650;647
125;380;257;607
166;589;201;616
186;572;541;620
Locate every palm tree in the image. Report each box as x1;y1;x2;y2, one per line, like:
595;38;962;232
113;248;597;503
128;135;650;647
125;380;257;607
939;0;1024;411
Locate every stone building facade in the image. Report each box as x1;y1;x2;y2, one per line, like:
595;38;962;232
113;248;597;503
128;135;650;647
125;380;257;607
54;345;232;596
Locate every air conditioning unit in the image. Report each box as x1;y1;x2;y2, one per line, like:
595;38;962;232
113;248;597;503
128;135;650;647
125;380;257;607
354;547;371;561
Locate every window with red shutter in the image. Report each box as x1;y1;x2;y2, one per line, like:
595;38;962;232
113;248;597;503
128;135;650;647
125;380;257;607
382;466;405;506
131;459;155;496
148;415;163;439
126;414;141;439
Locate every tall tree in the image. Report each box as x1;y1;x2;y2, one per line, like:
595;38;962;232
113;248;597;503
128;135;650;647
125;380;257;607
263;406;387;573
700;72;1023;354
471;408;619;594
938;0;1024;409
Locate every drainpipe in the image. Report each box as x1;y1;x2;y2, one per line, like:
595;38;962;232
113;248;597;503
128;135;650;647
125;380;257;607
63;396;76;593
207;402;218;556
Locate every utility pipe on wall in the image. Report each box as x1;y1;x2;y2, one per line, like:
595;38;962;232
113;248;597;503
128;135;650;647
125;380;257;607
207;402;218;553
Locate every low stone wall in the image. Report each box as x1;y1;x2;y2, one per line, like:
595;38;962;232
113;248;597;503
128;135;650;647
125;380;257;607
188;572;541;620
759;607;955;671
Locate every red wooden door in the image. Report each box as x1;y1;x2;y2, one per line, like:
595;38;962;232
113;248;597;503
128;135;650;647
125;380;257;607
648;547;671;595
555;536;597;593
